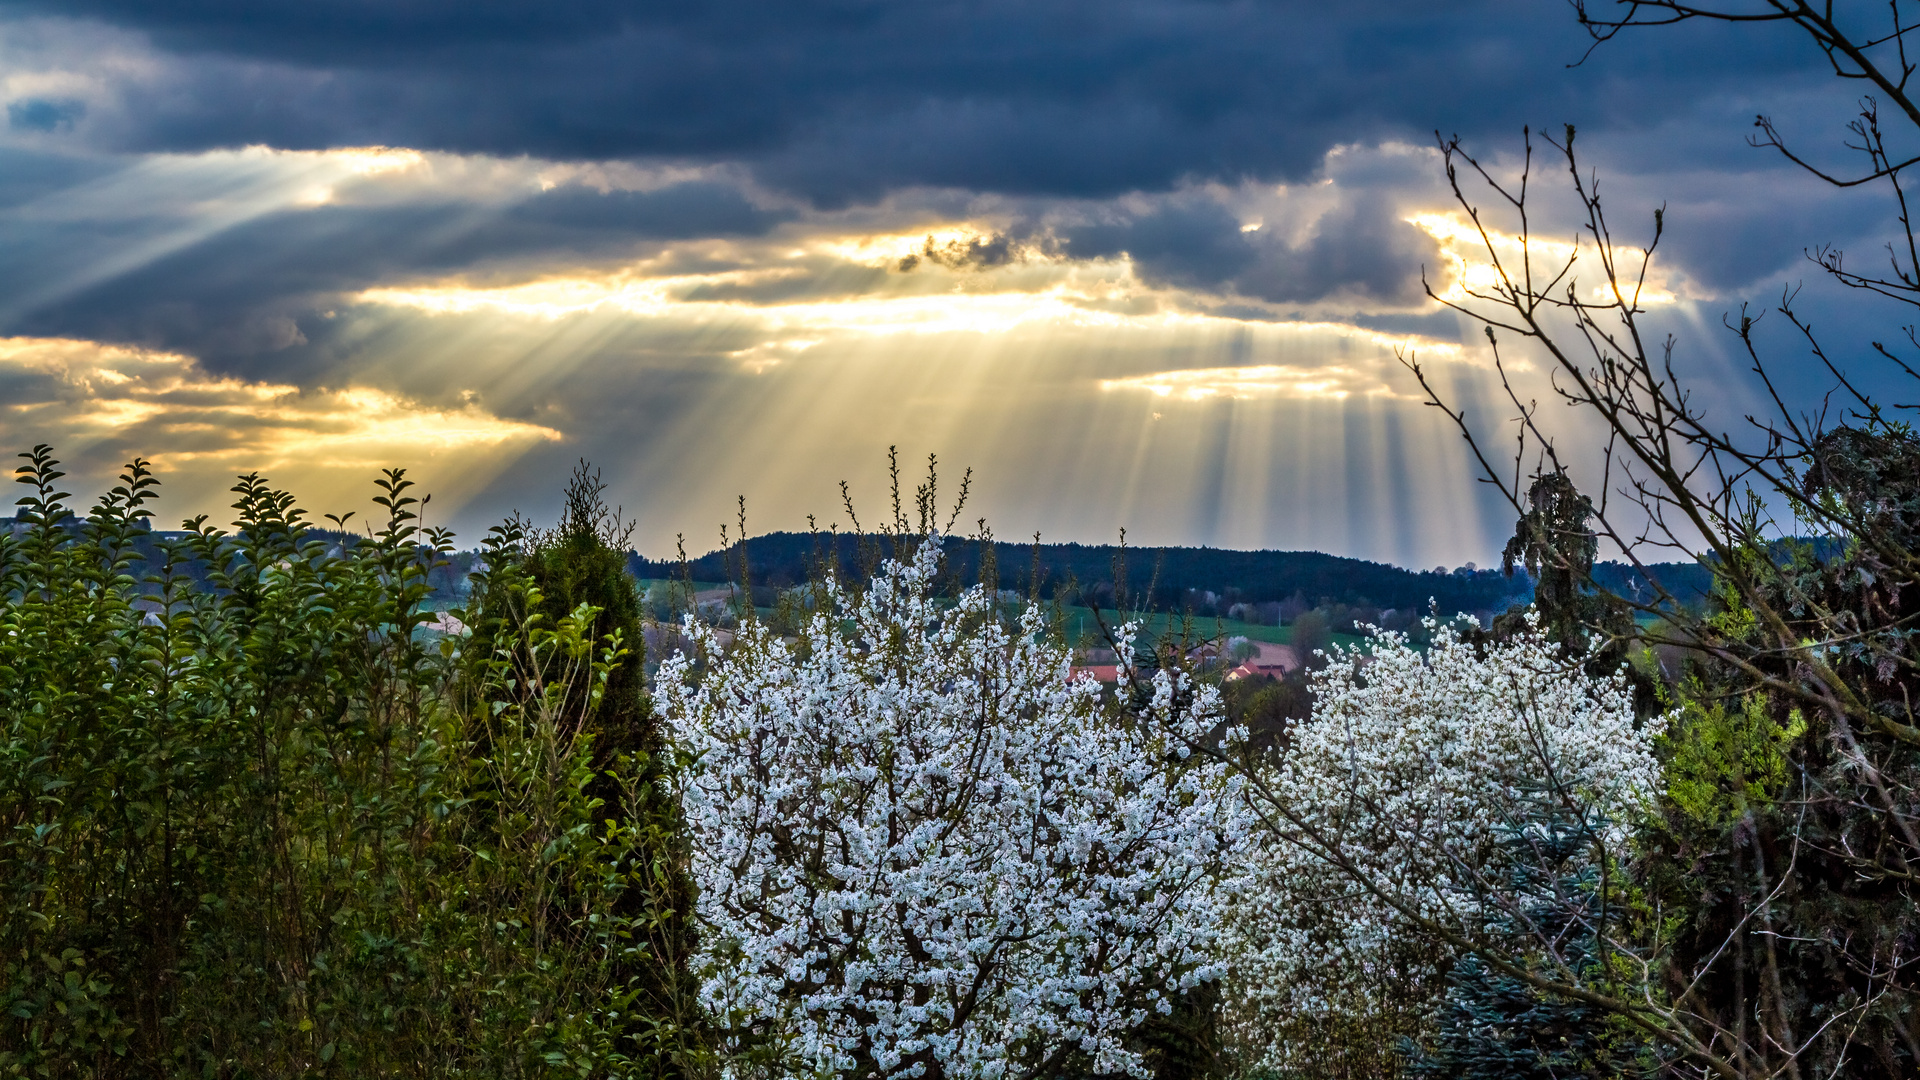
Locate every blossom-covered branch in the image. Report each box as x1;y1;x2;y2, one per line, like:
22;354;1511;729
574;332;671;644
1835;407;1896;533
1220;615;1673;1074
660;538;1250;1080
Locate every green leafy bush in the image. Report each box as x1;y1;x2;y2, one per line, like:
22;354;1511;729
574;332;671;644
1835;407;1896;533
0;447;698;1078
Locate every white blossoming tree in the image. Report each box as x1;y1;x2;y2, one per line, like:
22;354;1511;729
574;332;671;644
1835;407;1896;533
1219;613;1667;1073
658;539;1247;1080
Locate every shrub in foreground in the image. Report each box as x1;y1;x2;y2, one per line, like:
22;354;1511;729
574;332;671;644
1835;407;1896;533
0;449;687;1077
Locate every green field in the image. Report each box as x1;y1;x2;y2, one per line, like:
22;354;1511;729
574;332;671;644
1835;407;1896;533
1049;605;1366;651
632;581;1370;652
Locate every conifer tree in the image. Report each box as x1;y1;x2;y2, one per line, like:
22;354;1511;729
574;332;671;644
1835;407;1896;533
1404;810;1622;1080
466;461;701;1073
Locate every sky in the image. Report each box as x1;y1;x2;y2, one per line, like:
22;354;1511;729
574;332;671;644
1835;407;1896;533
0;0;1906;566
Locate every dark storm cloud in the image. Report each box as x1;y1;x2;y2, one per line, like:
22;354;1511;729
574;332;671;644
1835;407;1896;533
1235;198;1441;305
403;181;796;267
0;0;1889;379
2;0;1832;203
508;181;792;237
1058;192;1438;305
1062;201;1259;289
897;233;1026;273
1648;177;1895;295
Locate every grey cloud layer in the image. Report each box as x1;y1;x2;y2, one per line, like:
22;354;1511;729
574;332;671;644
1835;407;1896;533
1058;193;1440;306
1;0;1833;203
0;142;1890;390
0;0;1910;566
0;161;794;365
2;0;1885;320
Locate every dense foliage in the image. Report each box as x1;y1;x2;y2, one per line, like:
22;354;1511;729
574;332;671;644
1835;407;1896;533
1630;425;1920;1078
0;448;688;1077
1;423;1914;1080
1403;812;1620;1080
466;465;701;1067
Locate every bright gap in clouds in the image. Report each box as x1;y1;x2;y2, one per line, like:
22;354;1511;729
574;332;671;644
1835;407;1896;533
1101;364;1392;401
1407;212;1683;306
324;278;1508;564
352;261;1466;378
0;3;1871;568
0;146;438;326
0;335;558;522
0;137;1534;564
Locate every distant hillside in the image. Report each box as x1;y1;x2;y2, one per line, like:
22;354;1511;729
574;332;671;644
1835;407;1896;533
0;516;1718;618
1591;559;1716;606
633;531;1536;615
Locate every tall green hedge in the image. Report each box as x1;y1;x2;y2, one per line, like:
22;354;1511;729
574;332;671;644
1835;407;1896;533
0;448;698;1078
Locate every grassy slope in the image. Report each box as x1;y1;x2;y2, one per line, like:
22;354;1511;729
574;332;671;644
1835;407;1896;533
632;581;1371;651
1049;605;1366;651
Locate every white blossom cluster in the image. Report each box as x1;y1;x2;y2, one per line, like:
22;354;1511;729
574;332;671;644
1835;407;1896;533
659;539;1248;1080
1221;613;1666;1071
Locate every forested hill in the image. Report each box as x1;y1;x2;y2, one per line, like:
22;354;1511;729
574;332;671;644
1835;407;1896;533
1591;559;1716;607
0;517;1714;615
632;531;1538;614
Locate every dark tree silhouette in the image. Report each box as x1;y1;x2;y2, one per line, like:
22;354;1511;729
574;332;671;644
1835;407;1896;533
467;462;702;1074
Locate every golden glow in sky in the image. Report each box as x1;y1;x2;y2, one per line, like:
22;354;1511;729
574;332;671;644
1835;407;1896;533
1408;212;1681;306
0;138;1592;564
0;336;555;460
1101;363;1393;401
357;271;1394;354
0;336;559;517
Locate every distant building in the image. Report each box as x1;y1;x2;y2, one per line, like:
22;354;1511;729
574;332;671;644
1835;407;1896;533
1224;641;1299;682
